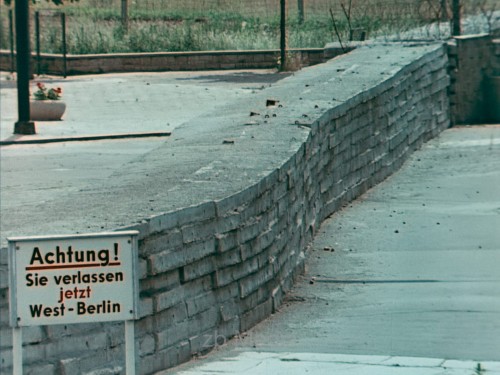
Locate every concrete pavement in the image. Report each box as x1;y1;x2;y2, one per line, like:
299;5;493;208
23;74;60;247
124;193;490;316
0;70;287;143
162;125;500;374
0;69;291;245
2;70;500;374
166;352;500;375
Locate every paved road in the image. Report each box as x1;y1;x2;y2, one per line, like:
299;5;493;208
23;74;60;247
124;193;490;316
2;72;500;374
164;125;500;374
0;70;290;245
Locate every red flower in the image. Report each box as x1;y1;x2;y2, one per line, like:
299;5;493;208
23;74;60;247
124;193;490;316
36;82;44;89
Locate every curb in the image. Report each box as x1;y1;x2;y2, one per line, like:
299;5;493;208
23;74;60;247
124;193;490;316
0;131;171;146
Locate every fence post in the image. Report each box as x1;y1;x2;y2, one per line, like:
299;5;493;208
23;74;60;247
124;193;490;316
14;0;35;135
9;8;15;73
61;12;67;78
440;0;448;21
122;0;129;32
280;0;287;71
452;0;461;36
298;0;304;24
35;11;41;75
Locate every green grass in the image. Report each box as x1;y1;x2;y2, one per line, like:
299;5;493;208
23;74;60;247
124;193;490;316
0;0;497;55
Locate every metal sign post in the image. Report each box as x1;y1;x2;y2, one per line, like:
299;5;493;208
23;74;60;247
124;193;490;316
8;231;139;374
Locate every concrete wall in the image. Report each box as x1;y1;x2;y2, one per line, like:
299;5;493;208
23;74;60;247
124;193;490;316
447;34;500;124
0;41;451;375
0;47;349;75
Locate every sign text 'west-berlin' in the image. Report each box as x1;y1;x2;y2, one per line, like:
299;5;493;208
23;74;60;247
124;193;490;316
9;232;138;327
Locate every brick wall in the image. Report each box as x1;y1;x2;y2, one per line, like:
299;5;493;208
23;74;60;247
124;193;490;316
0;43;451;374
0;48;343;76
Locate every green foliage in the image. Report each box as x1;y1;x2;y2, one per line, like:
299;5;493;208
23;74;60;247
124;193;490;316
33;82;62;100
1;0;495;55
3;0;79;5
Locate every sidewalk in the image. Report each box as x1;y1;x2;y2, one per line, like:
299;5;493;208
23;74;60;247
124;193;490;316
162;125;500;374
0;70;284;144
166;352;500;375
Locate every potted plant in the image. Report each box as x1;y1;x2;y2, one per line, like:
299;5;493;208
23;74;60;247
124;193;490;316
30;82;66;121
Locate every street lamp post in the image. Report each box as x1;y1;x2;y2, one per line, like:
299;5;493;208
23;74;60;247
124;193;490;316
14;0;36;135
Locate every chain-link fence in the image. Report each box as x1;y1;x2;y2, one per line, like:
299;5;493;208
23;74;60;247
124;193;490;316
0;0;497;55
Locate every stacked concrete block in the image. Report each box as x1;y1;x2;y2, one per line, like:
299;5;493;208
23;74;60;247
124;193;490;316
0;41;472;374
448;34;496;124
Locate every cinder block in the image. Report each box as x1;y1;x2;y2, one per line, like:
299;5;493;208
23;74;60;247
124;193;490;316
182;274;213;299
182;220;216;244
83;365;123;375
138;296;154;318
149;239;215;274
152;302;188;330
214;256;259;287
180;256;215;284
215;247;242;269
27;363;56;375
219;299;239;322
138;334;155;357
154;287;184;313
238;264;274;299
216;212;243;233
157;320;190;349
142;229;183;255
240;298;273;332
0;268;7;289
141;269;180;294
186;291;216;317
176;202;217;227
188;306;220;336
238;218;263;244
215;231;239;253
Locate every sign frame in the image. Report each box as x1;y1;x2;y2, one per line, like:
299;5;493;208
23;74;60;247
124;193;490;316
8;230;139;327
7;231;139;375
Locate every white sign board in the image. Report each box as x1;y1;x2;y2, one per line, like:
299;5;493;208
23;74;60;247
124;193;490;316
8;231;139;327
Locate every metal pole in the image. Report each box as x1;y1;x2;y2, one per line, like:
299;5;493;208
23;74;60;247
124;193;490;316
35;11;40;76
125;320;136;375
297;0;304;24
280;0;287;71
9;9;15;73
440;0;449;21
14;0;36;135
12;327;23;375
61;12;67;78
452;0;461;36
121;0;129;32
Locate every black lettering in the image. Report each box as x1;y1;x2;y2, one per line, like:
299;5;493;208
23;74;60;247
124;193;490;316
55;246;65;264
26;273;34;287
26;273;48;287
29;304;43;317
98;249;110;266
29;304;65;317
29;247;44;265
77;301;120;315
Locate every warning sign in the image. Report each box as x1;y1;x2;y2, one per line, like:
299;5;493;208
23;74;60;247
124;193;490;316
8;231;139;327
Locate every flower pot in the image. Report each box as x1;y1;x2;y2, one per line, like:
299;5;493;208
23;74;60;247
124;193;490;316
30;100;66;121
